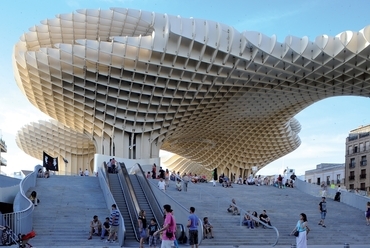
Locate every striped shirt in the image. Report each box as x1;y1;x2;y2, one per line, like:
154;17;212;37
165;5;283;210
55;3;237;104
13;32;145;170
110;209;120;226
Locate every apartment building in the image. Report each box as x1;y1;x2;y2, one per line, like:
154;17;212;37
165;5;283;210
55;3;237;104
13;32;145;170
305;163;345;187
0;137;7;174
345;125;370;191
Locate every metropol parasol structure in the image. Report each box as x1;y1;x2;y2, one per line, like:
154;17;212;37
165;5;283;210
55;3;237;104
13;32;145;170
14;8;370;176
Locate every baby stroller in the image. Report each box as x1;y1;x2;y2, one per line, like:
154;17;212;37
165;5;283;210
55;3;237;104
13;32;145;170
17;231;36;248
1;226;17;246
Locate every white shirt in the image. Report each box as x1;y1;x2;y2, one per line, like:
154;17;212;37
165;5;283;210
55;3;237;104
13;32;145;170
84;170;89;176
158;180;166;190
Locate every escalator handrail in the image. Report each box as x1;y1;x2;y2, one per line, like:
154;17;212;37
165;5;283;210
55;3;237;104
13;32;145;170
117;163;140;241
133;164;164;225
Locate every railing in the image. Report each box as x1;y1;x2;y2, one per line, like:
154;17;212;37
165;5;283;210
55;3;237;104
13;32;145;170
349;163;356;168
131;164;164;226
0;165;41;236
361;160;367;166
196;183;280;246
0;157;7;165
349;175;355;180
148;179;204;246
97;165;125;246
0;138;7;151
294;178;369;211
118;163;140;241
360;174;366;179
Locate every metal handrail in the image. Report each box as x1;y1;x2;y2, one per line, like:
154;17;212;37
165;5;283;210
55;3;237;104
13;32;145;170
132;164;164;225
97;166;125;246
190;179;280;246
117;163;140;241
1;165;41;237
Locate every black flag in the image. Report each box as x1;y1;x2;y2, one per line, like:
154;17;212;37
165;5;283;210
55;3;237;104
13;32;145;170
43;152;59;171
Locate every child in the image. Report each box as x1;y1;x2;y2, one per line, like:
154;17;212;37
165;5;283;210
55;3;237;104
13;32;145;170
148;218;159;248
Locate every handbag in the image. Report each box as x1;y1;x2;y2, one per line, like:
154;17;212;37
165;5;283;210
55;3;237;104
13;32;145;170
165;231;174;238
165;215;174;238
294;230;299;237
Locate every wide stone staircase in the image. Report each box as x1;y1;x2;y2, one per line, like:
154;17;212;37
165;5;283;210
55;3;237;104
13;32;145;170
26;175;370;247
163;180;370;247
27;175;119;247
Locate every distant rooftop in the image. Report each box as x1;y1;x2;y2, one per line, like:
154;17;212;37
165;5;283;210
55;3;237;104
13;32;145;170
305;163;344;174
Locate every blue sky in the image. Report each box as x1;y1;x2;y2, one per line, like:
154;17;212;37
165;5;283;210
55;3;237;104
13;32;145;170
0;0;369;176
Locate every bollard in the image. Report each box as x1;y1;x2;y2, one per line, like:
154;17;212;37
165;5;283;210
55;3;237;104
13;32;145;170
291;244;296;248
344;243;350;248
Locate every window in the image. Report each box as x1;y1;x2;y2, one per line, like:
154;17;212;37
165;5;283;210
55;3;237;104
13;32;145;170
361;155;367;166
361;169;366;179
349;158;356;168
349;171;355;181
354;146;358;153
326;176;330;185
360;183;366;191
348;145;352;155
366;141;370;151
360;143;364;152
349;184;354;189
336;174;341;184
308;179;311;183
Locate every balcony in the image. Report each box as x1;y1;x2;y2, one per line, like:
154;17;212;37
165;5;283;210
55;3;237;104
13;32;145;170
0;157;7;166
349;175;355;181
349;163;356;168
0;139;6;153
360;174;367;179
361;160;367;166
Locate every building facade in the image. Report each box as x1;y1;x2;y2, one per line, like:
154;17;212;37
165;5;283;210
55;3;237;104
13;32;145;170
345;125;370;191
0;136;7;175
305;163;345;187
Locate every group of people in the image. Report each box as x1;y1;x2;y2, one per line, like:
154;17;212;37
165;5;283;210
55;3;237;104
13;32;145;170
79;168;90;176
242;210;272;229
106;158;118;173
87;204;120;243
136;204;212;248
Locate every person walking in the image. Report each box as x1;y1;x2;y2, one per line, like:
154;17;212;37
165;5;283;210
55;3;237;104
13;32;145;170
183;173;190;192
321;181;327;197
106;204;120;243
318;197;327;227
138;210;147;248
290;213;310;248
187;207;199;248
366;202;370;226
154;204;176;248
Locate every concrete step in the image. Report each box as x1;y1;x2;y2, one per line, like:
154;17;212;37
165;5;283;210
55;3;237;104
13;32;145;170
162;179;370;246
28;175;119;247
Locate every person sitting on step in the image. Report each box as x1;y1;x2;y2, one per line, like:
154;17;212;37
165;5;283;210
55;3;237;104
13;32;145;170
203;217;214;239
242;212;255;229
227;199;240;215
88;215;102;240
259;210;272;228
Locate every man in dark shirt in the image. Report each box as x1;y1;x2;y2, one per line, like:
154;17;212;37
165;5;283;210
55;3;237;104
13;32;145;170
159;167;165;179
318;197;327;227
259;210;272;228
101;217;110;240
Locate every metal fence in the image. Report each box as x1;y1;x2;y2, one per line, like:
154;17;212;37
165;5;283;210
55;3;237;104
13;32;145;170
1;165;41;235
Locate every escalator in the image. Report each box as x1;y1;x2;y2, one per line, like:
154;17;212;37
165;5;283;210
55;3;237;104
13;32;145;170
107;163;164;243
108;173;137;241
119;165;163;234
129;174;162;226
